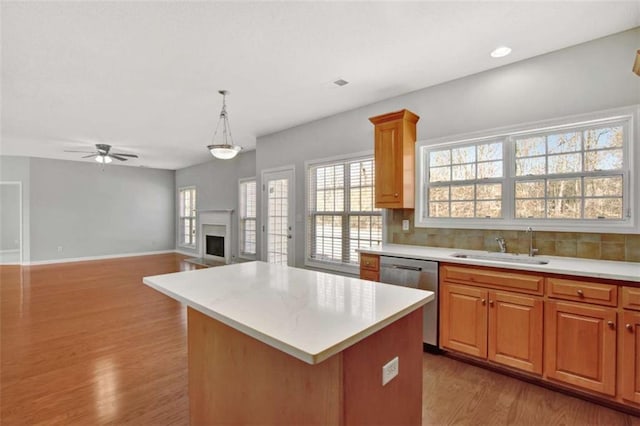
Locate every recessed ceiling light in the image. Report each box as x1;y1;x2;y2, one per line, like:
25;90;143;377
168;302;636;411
333;79;349;87
491;46;512;58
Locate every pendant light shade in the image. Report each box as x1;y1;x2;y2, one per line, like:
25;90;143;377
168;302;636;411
207;90;242;160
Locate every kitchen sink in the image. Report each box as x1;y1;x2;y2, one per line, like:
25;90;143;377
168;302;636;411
450;252;549;265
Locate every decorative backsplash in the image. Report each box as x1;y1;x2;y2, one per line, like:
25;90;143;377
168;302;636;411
386;210;640;263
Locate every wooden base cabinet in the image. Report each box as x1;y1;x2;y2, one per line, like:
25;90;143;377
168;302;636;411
544;301;617;396
488;291;543;375
621;310;640;404
440;282;543;374
440;283;487;358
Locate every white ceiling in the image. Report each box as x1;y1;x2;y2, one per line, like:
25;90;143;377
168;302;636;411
2;1;639;170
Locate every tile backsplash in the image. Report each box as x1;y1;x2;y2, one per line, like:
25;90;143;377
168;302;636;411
387;210;640;263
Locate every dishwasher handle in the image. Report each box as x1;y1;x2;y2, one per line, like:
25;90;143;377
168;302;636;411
386;264;422;272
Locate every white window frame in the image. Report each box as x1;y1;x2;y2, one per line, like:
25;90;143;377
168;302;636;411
416;105;638;234
238;177;257;260
178;186;197;248
305;151;381;275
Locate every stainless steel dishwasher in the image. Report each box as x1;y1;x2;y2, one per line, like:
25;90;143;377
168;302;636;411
379;256;439;352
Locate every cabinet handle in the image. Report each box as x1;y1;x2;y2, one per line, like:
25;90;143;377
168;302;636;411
576;289;584;297
481;298;486;305
626;323;634;332
489;300;494;306
394;192;399;197
607;321;615;329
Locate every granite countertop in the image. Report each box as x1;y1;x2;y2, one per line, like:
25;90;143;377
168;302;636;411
143;261;434;365
359;244;640;282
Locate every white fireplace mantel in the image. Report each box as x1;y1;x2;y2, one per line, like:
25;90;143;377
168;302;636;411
198;209;233;264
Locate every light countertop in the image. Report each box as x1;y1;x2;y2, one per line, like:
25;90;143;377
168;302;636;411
359;244;640;282
143;261;434;365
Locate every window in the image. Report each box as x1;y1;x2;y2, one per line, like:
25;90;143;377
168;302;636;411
307;154;382;271
179;187;197;247
239;178;257;258
427;140;503;218
417;107;635;232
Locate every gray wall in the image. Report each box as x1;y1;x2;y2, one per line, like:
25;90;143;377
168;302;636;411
1;156;176;262
0;184;21;250
175;150;256;260
0;156;30;262
256;28;640;268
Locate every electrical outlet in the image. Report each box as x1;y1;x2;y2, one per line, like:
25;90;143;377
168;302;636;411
382;356;399;386
57;246;63;253
402;219;410;231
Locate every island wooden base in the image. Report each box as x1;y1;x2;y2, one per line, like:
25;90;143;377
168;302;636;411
187;307;423;425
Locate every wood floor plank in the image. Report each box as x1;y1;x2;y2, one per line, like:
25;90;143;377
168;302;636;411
2;254;638;425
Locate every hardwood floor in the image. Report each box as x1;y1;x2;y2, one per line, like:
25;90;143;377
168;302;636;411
1;253;638;425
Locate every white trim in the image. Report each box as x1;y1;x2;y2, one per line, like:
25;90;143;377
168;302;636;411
175;248;197;257
24;250;177;266
261;165;296;266
415;104;639;234
0;181;22;265
238;176;257;261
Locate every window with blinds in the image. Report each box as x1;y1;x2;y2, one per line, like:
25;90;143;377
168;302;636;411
179;187;196;247
307;155;382;269
239;179;256;258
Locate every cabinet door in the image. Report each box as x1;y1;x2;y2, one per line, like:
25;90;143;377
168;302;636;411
359;269;379;282
488;291;543;374
440;283;488;358
545;301;616;396
621;310;640;404
374;120;403;207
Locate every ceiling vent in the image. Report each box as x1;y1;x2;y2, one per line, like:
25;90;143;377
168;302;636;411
333;79;349;87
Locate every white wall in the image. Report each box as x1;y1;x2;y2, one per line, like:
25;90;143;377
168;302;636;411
175;150;256;260
256;28;640;268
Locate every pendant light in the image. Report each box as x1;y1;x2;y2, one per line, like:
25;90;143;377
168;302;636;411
207;90;242;160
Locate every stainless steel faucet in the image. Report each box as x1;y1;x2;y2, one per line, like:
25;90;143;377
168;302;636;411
526;227;539;257
495;237;507;253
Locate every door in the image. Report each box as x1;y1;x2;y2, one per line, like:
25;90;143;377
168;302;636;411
0;182;22;264
374;120;402;207
545;301;616;396
488;291;543;374
261;168;295;266
621;310;640;404
440;283;487;358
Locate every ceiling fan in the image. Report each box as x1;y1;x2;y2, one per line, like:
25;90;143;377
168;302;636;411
65;143;139;164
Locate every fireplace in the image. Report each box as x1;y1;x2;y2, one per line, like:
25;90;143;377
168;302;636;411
198;209;233;264
206;235;225;258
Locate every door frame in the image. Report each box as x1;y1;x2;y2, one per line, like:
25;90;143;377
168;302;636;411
0;181;23;265
260;165;296;266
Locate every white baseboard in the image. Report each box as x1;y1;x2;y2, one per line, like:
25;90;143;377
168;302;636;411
25;250;179;266
174;248;198;257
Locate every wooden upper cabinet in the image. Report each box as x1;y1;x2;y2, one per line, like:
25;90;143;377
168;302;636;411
369;109;419;209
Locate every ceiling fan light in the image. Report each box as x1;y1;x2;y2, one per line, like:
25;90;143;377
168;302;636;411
208;144;242;160
95;155;112;164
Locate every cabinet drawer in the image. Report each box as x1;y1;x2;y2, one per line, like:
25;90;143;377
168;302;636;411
440;264;543;295
360;269;379;282
360;254;380;272
546;277;617;307
622;287;640;311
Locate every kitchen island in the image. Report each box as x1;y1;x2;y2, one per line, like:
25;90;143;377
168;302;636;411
144;261;434;425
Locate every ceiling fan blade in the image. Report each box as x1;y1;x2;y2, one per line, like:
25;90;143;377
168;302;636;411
110;154;129;161
82;154;99;158
111;152;138;158
64;150;97;154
